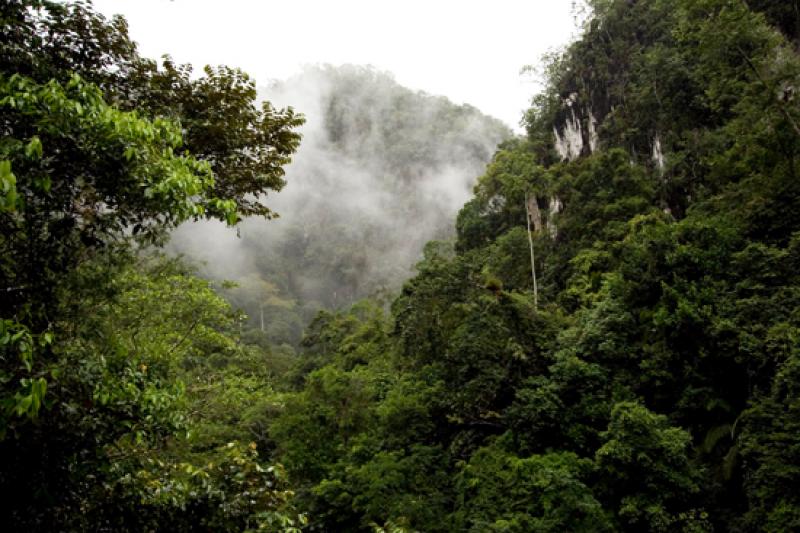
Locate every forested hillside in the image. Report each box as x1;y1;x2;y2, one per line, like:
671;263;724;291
3;0;800;531
170;65;509;349
268;0;800;531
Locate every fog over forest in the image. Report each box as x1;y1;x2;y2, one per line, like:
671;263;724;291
169;65;510;336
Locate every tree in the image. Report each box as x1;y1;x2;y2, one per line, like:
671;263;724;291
0;1;305;528
0;72;227;426
455;438;612;532
596;402;709;532
1;1;304;221
0;255;306;530
0;0;304;428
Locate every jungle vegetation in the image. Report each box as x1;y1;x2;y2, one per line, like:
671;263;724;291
2;0;800;531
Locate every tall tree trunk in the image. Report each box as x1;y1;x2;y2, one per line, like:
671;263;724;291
527;194;543;232
525;193;539;310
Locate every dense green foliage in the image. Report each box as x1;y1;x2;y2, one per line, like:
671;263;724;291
264;0;800;531
5;0;800;531
0;1;304;529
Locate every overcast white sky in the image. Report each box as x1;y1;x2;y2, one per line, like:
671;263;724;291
91;0;579;130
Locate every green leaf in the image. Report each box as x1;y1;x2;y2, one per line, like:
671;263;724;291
0;160;18;212
25;136;42;159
